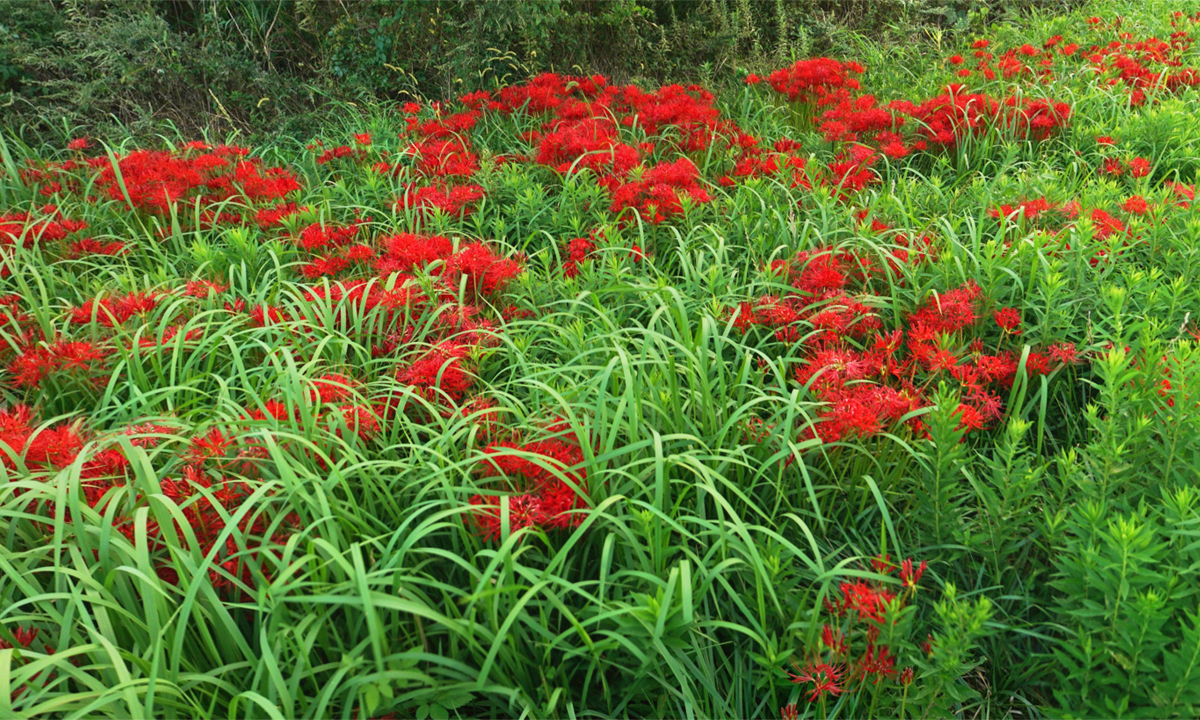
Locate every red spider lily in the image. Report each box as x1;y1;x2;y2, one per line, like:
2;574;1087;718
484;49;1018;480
62;237;126;259
6;339;109;389
397;183;485;218
310;373;360;404
1122;195;1149;214
69;291;159;327
93;146;299;215
822;624;847;656
186;428;236;468
788;660;846;702
1165;181;1195;208
608;158;712;223
123;423;179;448
329;404;380;441
1049;343;1080;366
406;137;481;178
244;303;290;327
563;235;596;278
0;211;87;247
300;255;350;279
1129;157;1152;177
857;644;897;683
536;117;639;176
184;279;229;297
295;220;364;252
256;201;306;228
135;326;204;350
989;197;1058;223
766;58;864;104
1090;208;1126;240
376;232;454;275
900;558;927;588
908;281;983;335
315;145;368;165
445;243;524;300
397;342;473;402
469;436;589;539
837;579;897;623
780;703;798;720
993;307;1023;334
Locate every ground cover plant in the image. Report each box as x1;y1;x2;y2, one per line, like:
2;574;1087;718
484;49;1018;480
1;0;1200;718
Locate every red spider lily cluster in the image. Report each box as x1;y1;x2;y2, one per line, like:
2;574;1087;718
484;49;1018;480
398;73;836;222
0;206;93;273
980;183;1193;268
471;74;732;223
20;143;300;226
1082;26;1198;105
946;22;1198;105
0;405;296;597
263;230;522;409
753;53;1075;158
560;229;645;277
761;58;865;105
2;283;216;390
0;623;70;701
731;241;1079;443
469;430;590;540
786;555;927;706
1092;136;1153;181
0;204;539;544
1;10;1194;596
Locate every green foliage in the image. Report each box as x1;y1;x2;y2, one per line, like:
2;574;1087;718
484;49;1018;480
1049;491;1200;718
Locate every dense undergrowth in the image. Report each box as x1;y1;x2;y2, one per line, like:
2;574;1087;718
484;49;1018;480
1;1;1200;718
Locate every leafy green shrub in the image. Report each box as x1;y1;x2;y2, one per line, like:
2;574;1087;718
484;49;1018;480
1049;490;1200;718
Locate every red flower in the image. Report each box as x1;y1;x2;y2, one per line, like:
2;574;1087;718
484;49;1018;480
1122;195;1148;214
1090;208;1125;239
765;58;864;104
1049;342;1080;366
837;579;896;623
563;235;596;278
1128;157;1151;178
900;558;927;588
857;644;897;683
788;660;845;703
993;307;1023;334
397;342;473;402
821;624;847;656
469;436;590;539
